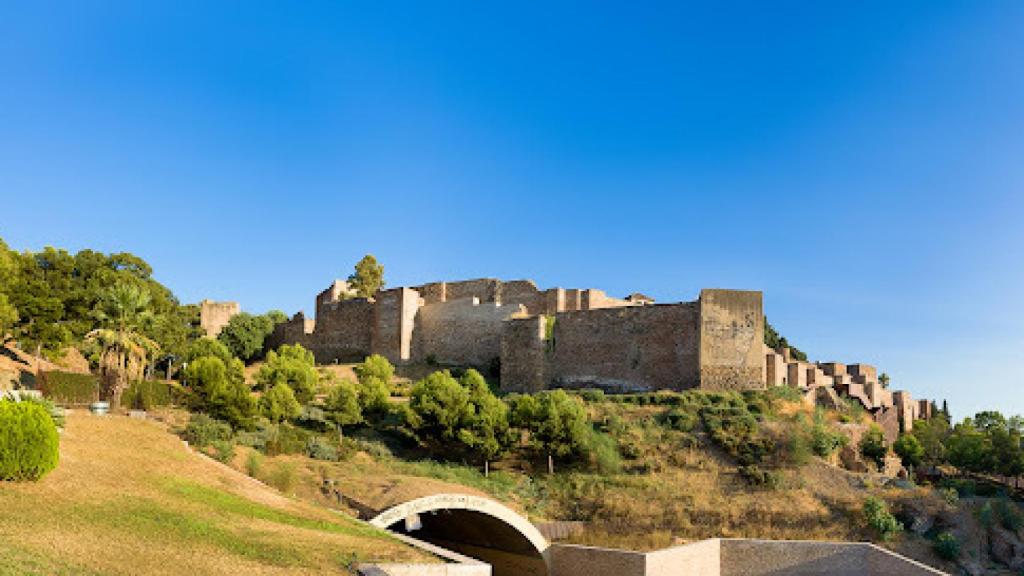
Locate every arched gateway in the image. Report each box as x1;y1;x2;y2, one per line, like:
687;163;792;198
370;493;550;576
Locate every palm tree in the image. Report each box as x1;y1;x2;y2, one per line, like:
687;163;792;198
86;283;159;409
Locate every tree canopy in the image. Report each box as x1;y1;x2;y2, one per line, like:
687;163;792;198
217;311;285;362
256;344;319;403
348;255;384;298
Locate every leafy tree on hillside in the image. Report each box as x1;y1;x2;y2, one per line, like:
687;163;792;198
260;383;301;423
409;370;472;440
325;379;363;440
859;425;888;470
457;369;514;475
217;312;281;362
910;416;950;467
348;255;384;298
185;337;235;365
517;390;590;474
354;354;393;412
0;293;17;340
893;433;924;474
86;283;160;409
256;344;318;403
183;355;256;429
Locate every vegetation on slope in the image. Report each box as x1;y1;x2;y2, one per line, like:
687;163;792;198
0;412;430;576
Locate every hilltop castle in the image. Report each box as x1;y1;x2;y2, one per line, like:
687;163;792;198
203;276;932;441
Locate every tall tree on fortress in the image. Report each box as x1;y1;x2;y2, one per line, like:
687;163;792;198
86;283;160;409
348;255;385;298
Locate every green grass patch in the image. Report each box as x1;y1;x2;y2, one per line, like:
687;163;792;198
161;478;390;540
0;544;101;576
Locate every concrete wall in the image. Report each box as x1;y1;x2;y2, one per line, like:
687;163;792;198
549;539;946;576
199;300;240;338
645;539;721;575
546;303;700;392
414;298;526;367
698;290;765;391
548;544;646;576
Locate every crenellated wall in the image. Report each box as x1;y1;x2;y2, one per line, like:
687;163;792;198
413;298;527;367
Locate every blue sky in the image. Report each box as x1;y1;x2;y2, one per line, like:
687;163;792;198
2;2;1022;418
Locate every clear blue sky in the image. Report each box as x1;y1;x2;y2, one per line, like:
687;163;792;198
2;2;1022;418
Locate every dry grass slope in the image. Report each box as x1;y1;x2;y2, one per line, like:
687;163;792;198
0;412;431;576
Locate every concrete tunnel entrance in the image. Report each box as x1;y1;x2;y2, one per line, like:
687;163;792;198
369;494;549;576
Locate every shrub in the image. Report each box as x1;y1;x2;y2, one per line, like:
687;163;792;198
585;430;622;474
183;356;257;430
256;344;319;403
245;450;263;477
354;354;394;412
263;423;311;456
663;407;698;432
939;487;960;506
122;380;178;410
0;400;60;481
267;462;296;493
183;413;233;448
579;388;606;403
978;501;996;528
210;440;235;464
933;532;960;560
863;497;903;540
305;437;339;461
859;425;888;469
995;498;1024;532
260;383;301;423
21;396;64;429
39;370;98;405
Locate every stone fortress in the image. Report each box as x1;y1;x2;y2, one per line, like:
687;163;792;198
205;276;933;440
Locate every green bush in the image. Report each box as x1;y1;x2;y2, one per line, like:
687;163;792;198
39;370;98;405
267;462;296;493
210;440;235;464
995;498;1024;532
122;380;178;410
578;388;606;403
933;532;960;560
662;407;699;432
245;450;263;477
863;497;903;540
263;423;311;456
0;400;60;481
183;413;233;448
305;437;339;461
21;396;64;429
939;487;960;506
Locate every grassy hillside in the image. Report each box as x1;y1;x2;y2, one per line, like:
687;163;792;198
0;412;431;576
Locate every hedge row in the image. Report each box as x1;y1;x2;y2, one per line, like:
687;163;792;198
39;371;99;405
122;380;181;410
0;400;60;481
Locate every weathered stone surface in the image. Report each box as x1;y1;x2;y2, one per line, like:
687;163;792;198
199;300;239;338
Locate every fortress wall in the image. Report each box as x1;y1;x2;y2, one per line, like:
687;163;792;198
581;289;634;311
546;303;700;392
543;288;566;315
497;280;545;315
373;287;420;364
564;289;582;312
413;298;526;367
416;282;448;305
199;300;240;338
848;364;877;383
311;298;374;362
500;316;548;393
698;289;765;391
445;279;501;303
265;313;315;353
787;362;810;389
765;351;786;387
